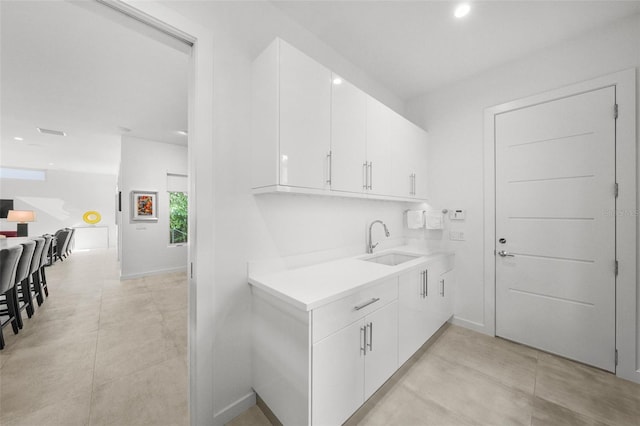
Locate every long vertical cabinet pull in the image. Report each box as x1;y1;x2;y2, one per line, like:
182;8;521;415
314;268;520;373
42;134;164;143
368;162;373;190
419;271;425;297
367;322;373;351
326;151;332;185
424;269;428;298
360;325;367;355
440;278;445;297
362;162;368;190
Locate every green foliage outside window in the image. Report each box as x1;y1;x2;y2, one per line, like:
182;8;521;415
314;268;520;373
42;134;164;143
169;192;188;244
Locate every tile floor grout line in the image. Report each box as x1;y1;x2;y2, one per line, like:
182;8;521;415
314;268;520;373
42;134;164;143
87;275;105;426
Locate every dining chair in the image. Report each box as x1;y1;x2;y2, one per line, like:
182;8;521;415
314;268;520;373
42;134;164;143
0;245;24;349
17;237;45;320
12;240;36;329
37;234;53;301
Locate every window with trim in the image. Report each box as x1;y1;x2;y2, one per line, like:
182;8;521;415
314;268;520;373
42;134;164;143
169;191;188;244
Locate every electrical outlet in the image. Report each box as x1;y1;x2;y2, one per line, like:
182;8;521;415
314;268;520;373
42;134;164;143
449;231;465;241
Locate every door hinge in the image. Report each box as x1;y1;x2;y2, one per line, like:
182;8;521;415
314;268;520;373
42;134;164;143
615;349;618;366
614;182;619;198
615;260;619;276
614;104;618;119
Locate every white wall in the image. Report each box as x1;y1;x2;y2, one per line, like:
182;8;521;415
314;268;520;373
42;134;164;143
0;169;117;245
161;1;412;423
406;14;640;368
119;136;188;279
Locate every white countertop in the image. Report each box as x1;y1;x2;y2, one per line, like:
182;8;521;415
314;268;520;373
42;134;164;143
248;246;454;311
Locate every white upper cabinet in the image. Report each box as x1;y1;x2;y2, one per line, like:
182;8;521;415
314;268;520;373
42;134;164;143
409;122;429;199
365;96;393;196
390;113;428;199
330;74;367;193
252;38;428;201
251;38;331;190
390;111;414;198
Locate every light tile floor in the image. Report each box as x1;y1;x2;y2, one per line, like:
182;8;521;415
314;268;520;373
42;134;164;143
0;249;188;426
229;325;640;426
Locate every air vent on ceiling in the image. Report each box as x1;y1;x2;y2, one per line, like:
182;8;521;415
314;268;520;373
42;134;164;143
37;127;67;136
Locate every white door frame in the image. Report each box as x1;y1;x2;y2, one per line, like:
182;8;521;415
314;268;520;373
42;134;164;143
96;1;216;423
483;69;637;383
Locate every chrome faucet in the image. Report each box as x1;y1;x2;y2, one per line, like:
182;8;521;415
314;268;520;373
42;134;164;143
368;220;390;254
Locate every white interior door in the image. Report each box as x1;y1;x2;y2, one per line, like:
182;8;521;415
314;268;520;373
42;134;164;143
495;86;616;372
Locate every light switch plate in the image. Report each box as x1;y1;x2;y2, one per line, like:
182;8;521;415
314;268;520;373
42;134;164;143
449;209;466;220
449;231;465;241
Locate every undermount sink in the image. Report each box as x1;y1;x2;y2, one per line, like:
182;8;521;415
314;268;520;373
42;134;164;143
362;252;421;266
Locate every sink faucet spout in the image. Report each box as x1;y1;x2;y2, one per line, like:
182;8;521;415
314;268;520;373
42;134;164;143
368;220;390;254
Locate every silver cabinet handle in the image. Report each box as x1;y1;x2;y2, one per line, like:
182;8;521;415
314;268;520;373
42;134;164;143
354;297;380;311
367;322;373;352
497;250;515;257
326;151;332;185
368;162;373;190
440;279;445;296
361;325;367;355
419;271;425;297
424;269;428;298
362;162;368;190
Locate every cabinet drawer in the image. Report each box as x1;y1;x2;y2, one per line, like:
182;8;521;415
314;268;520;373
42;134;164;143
312;278;398;343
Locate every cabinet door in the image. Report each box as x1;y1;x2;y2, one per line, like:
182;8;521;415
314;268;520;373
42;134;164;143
390;111;413;198
438;269;455;325
411;125;429;199
364;300;398;399
366;96;393;196
398;267;428;366
279;40;331;189
312;320;365;426
330;75;367;193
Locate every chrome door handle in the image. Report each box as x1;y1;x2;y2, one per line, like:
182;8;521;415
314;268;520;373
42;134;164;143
326;151;332;185
497;250;515;257
361;325;367;355
367;322;373;352
368;162;373;190
354;297;380;311
440;279;445;296
420;271;425;297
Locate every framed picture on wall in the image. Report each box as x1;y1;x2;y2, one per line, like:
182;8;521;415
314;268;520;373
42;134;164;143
131;191;158;221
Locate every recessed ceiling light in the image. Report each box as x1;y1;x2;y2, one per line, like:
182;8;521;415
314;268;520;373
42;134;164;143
48;162;54;166
332;77;343;85
454;3;471;18
37;127;66;136
13;137;23;141
177;130;188;136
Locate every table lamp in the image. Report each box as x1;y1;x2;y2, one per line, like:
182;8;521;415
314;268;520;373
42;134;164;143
7;210;36;237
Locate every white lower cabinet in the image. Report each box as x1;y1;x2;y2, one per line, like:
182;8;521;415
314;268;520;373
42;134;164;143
398;261;455;366
251;254;454;426
312;300;398;425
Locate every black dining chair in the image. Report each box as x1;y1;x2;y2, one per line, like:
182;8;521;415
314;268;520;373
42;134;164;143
0;245;24;350
11;240;36;329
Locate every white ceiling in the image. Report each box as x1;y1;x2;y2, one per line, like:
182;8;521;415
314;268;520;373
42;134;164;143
271;0;640;99
0;1;189;176
2;1;639;177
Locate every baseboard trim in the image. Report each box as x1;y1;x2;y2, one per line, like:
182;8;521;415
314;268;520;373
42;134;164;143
256;394;283;426
450;316;491;336
120;266;187;280
213;392;256;426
